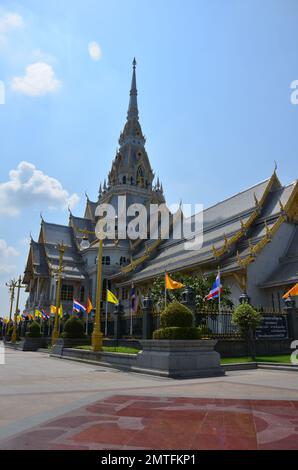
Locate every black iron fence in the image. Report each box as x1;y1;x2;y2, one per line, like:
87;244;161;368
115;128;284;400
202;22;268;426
0;307;291;341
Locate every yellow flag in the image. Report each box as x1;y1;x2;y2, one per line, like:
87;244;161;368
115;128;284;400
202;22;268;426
165;272;185;290
58;305;63;318
283;283;298;299
50;305;63;317
107;289;119;305
35;309;42;318
50;305;57;314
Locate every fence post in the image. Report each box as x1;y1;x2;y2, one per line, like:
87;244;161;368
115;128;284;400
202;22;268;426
142;296;153;339
181;286;196;324
113;302;124;340
284;296;298;339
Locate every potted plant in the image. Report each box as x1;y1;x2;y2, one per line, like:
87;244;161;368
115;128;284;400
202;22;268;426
135;301;224;378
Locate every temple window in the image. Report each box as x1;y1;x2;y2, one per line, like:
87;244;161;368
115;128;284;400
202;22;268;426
120;256;127;266
137;166;145;187
122;176;126;184
79;286;85;303
61;284;74;301
102;256;111;265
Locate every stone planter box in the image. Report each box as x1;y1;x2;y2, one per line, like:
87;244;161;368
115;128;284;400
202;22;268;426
59;348;137;369
134;339;224;378
51;337;90;355
19;337;44;351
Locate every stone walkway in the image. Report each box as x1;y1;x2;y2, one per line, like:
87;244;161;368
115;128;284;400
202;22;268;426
1;348;298;450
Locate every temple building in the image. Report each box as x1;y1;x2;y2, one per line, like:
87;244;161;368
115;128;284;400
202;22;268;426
23;60;298;315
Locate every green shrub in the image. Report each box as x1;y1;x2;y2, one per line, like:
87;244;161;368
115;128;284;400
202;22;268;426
160;301;193;328
6;326;14;338
232;303;261;338
153;326;201;340
26;321;42;338
62;315;85;339
198;325;212;337
153;301;200;340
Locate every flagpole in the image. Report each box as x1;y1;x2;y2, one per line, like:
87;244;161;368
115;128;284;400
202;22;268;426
164;271;167;308
218;266;221;314
105;300;108;337
130;285;133;337
85;312;88;335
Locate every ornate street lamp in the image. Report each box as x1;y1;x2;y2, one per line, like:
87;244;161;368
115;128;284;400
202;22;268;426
11;276;26;344
51;243;65;345
239;292;250;304
6;279;17;322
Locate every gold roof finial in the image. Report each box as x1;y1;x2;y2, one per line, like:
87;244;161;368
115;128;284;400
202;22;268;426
279;199;285;213
264;219;271;239
236;250;243;266
212;245;218;258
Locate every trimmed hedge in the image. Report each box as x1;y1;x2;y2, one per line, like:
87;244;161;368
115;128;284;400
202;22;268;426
62;315;85;339
153;301;200;340
153;326;201;340
198;325;212;337
26;321;42;338
160;301;193;328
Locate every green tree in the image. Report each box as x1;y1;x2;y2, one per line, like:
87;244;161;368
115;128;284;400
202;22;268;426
151;272;233;313
232;303;262;359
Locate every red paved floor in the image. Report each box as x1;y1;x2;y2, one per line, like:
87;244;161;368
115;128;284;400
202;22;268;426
0;396;298;450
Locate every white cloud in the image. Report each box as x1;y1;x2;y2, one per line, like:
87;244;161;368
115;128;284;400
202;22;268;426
0;240;19;275
11;62;61;97
88;41;102;61
0;11;23;43
0;161;79;216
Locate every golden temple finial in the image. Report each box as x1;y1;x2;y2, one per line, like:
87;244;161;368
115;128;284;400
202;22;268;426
279;199;285;213
236;250;243;266
248;238;255;256
264;219;271;239
254;192;259;207
212;245;219;258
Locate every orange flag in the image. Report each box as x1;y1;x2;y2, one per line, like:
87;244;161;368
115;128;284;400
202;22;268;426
86;297;93;313
282;283;298;299
165;272;185;290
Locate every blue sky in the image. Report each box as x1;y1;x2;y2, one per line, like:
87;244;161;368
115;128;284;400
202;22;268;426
0;0;297;314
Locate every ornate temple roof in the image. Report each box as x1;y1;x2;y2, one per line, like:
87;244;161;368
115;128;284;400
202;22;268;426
259;225;298;288
115;176;298;285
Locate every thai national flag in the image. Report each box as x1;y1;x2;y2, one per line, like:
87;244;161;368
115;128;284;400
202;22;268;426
207;273;222;300
73;300;86;313
41;310;49;319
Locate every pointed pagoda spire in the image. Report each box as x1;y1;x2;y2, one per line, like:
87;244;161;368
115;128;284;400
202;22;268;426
98;182;102;198
127;58;138;121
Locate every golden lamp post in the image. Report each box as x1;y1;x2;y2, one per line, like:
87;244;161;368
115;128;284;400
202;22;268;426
11;276;26;344
51;242;65;346
79;232;104;351
6;279;17;322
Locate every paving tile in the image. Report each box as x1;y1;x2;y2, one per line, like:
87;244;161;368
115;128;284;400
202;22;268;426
1;395;298;450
